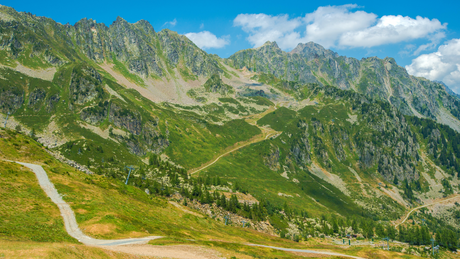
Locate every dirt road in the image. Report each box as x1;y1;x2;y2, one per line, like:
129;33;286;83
15;161;162;246
248;244;366;259
189;106;279;175
189;129;278;175
395;194;460;227
16;161;368;258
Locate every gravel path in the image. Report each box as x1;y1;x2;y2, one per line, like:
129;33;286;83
395;194;460;227
189;131;277;175
15;161;162;246
16;161;367;258
189;107;279;175
248;244;366;259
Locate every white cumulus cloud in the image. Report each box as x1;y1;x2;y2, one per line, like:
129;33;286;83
412;32;445;56
184;31;230;49
340;15;446;47
233;5;447;51
233;13;303;49
303;4;376;48
406;39;460;92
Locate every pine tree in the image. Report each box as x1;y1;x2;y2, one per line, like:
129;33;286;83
220;194;226;208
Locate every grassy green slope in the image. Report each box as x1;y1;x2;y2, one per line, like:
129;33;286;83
1;128;421;259
0;63;262;171
200;105;362;218
0;161;75;243
0;128;345;256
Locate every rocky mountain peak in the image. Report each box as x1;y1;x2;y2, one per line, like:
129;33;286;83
75;17;97;27
135;19;155;34
112;16;128;26
257;41;280;50
290;42;338;59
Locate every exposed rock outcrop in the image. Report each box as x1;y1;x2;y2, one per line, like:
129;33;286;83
265;144;280;171
80;101;108;125
28;88;46;111
228;41;460;129
69;64;103;105
46;94;60;113
108;103;142;135
0;86;23;113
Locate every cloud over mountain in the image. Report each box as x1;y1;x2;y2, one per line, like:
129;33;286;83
406;39;460;92
339;15;446;47
233;13;303;49
234;5;447;50
185;31;230;49
163;18;177;27
303;4;376;48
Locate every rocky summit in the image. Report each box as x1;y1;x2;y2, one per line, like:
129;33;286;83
0;4;460;259
227;41;460;131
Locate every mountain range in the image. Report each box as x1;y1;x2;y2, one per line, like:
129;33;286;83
1;4;460;257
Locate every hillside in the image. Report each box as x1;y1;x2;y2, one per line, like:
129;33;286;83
0;4;459;258
0;4;237;104
226;41;460;132
1;128;425;259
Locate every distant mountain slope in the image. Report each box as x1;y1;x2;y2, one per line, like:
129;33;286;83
0;5;223;78
226;41;460;132
0;5;237;104
1;6;460;252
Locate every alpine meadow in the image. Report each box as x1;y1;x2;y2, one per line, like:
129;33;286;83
1;3;460;259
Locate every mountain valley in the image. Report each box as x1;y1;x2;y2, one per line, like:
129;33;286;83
1;4;460;258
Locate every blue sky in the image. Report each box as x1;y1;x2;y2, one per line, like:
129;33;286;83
3;0;460;92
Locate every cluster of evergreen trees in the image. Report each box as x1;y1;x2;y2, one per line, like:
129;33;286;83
409;116;460;177
105;152;459;251
398;225;431;245
178;181;275;221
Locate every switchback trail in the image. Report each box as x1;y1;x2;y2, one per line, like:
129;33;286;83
15;161;162;246
395;194;460;227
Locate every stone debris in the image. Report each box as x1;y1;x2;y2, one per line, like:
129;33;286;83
45;149;95;175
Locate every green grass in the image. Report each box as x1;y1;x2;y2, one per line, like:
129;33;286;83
0;160;76;243
198;100;408;219
0;68;62;130
166;117;261;168
0;50;17;67
179;66;198;81
0;65;266;172
16;45;53;69
199;137;359;217
0;129;327;249
257;106;297;131
0;240;149;258
218;97;240;105
248;96;275;106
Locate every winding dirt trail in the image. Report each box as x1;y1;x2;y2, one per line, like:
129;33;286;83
189;106;279;175
248;244;365;259
15;161;162;246
13;142;371;259
189;128;278;175
395;194;460;227
14;160;369;258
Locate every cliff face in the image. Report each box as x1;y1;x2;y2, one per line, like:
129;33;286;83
2;5;460;227
227;42;460;128
69;64;103;105
0;6;223;81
